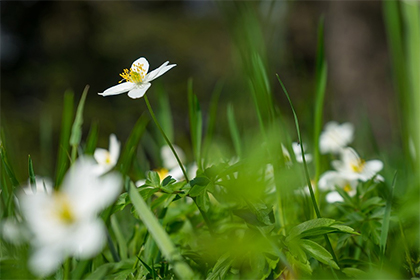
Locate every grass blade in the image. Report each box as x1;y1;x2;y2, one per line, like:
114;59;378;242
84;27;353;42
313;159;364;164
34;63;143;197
277;74;339;267
55;90;74;187
187;79;203;170
227;104;242;157
84;121;99;155
380;172;397;267
69;85;89;162
313;17;328;189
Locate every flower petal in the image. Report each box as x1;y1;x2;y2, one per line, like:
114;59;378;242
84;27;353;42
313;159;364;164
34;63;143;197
144;62;176;83
326;191;344;203
69;219;106;259
94;148;109;165
109;134;120;163
99;82;135;96
127;83;151;99
29;246;65;276
364;160;383;174
132;57;149;74
161;144;186;170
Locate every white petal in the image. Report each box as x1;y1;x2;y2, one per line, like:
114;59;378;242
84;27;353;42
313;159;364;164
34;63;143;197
127;83;151;99
94;148;109;165
99;82;135;96
326;191;344;203
62;157;122;216
143;62;176;83
161;144;186;170
109;134;120;163
364;160;383;174
136;179;146;187
69;219;106;259
131;57;149;73
29;246;65;276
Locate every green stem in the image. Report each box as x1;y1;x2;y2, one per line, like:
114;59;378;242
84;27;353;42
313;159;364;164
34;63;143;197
63;258;70;280
143;94;189;183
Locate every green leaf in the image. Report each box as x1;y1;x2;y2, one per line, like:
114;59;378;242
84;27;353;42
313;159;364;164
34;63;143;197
189;176;210;197
342;267;366;278
288;218;335;240
300;239;339;270
146;171;161;189
196;191;210;212
206;253;233;280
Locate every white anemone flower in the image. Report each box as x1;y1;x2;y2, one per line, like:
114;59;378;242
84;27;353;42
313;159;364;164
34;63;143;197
19;157;122;276
318;171;358;203
292;142;312;163
98;57;176;99
331;147;383;182
94;134;120;175
320;121;354;154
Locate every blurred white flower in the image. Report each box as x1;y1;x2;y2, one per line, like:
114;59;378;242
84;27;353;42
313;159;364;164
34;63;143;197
94;134;120;175
22;176;53;195
98;57;176;99
320;121;354;154
331;147;383;182
160;144;189;181
318;170;357;203
19;157;122;276
292;142;312;163
281;144;293;166
1;217;29;245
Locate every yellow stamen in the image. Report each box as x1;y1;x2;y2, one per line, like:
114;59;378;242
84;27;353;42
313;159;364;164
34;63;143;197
119;63;146;84
343;184;352;192
155;168;169;181
105;152;112;164
351;159;365;173
53;193;75;225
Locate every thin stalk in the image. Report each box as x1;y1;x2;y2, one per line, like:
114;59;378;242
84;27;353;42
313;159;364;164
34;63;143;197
63;258;70;280
144;94;214;234
277;75;339;267
143;94;189;182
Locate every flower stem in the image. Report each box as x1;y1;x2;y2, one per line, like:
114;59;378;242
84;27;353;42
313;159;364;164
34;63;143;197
143;94;189;183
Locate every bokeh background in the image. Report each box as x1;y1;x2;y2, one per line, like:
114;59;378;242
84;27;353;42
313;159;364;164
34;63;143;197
1;1;400;179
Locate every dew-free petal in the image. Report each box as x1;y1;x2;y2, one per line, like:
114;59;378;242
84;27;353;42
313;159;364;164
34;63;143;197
100;82;135;96
127;83;151;99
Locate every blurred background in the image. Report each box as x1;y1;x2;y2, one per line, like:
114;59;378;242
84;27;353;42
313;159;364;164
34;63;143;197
1;1;399;180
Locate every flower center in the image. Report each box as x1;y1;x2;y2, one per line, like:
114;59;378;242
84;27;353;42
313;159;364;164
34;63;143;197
119;63;146;84
343;184;352;192
105;152;112;164
155;168;169;181
350;159;365;173
53;193;75;225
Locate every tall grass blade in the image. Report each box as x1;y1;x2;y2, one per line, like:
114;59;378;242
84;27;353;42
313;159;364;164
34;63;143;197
119;115;148;176
128;182;195;279
55;90;74;187
277;74;339;267
84;122;99;155
28;155;36;192
203;81;223;161
313;17;328;189
187;79;203;170
380;172;397;267
227;104;242;157
69;85;89;162
156;85;174;145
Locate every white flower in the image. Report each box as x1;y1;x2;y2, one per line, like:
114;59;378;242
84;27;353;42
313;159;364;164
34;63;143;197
318;170;357;203
159;144;188;181
320;121;354;154
94;134;120;175
331;147;383;182
19;157;122;276
1;217;29;245
98;57;176;99
22;176;53;195
292;142;312;163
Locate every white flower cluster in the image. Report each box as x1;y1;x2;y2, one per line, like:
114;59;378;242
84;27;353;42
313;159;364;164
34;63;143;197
318;122;383;203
